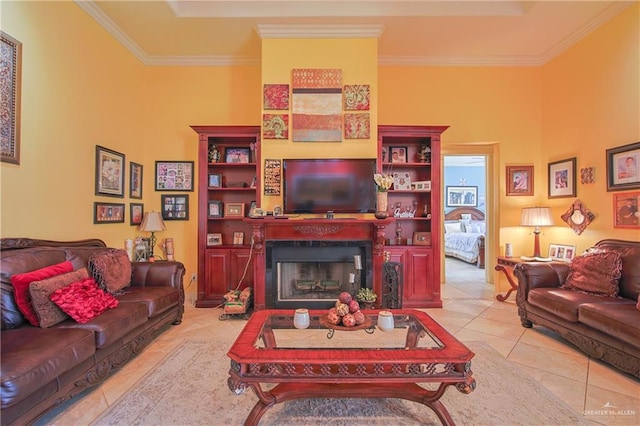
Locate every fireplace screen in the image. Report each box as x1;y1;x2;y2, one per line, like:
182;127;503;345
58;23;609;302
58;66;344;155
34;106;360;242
277;261;359;303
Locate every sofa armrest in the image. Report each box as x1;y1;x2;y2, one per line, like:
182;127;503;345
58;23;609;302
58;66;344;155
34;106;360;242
130;261;185;291
514;262;570;300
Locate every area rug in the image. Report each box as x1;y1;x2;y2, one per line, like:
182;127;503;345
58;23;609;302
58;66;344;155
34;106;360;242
91;340;586;426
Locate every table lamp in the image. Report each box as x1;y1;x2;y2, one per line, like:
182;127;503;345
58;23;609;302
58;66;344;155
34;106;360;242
520;207;554;257
139;211;166;261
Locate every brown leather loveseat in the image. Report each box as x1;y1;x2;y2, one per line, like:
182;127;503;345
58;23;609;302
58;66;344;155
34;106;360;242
0;238;185;425
514;239;639;378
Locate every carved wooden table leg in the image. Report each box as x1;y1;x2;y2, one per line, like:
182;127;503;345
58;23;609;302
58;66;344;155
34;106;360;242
495;257;520;302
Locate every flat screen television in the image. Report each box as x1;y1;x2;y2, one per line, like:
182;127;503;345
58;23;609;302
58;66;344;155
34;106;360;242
283;159;377;214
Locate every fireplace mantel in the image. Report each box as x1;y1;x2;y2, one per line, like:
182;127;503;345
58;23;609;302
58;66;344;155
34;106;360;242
246;218;393;309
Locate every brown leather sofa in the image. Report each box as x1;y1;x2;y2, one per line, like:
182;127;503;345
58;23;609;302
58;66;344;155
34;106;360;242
0;238;185;425
514;239;640;378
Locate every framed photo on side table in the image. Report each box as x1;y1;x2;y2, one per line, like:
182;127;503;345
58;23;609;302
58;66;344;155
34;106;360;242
548;158;576;198
548;244;576;262
130;162;143;199
606;141;640;191
95;146;125;197
506;165;534;196
155;161;194;191
613;190;640;228
161;194;189;220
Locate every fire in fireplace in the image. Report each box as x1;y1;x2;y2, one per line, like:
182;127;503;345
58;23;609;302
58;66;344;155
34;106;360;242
266;240;372;309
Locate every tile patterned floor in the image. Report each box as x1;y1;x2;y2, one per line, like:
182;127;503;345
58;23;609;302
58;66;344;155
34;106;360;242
37;258;639;425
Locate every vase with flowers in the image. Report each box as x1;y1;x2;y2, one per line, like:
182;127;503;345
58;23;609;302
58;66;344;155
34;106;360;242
373;173;393;219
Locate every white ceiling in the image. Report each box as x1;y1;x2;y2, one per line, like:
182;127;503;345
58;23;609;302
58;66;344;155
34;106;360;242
78;1;634;66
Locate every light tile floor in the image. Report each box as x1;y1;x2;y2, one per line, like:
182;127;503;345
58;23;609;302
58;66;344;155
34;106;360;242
37;258;639;425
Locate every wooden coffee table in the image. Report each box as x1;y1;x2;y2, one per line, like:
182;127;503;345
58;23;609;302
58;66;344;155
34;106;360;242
227;309;476;425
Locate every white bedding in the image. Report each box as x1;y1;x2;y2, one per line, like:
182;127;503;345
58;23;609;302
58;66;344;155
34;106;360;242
444;231;484;264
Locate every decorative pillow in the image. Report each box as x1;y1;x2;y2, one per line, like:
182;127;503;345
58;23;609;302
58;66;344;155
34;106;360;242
50;278;119;324
444;222;463;233
563;250;623;297
10;261;74;326
88;249;132;294
29;268;89;327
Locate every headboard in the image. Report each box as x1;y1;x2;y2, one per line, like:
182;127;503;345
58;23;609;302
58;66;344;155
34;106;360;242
444;207;485;221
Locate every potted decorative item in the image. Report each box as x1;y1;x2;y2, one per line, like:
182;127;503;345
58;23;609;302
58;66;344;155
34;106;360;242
373;173;394;219
356;287;377;309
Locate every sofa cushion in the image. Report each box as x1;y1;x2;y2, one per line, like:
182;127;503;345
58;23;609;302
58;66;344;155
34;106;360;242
0;327;95;409
593;241;640;301
88;249;132;294
117;286;179;318
579;302;640;350
55;302;148;349
528;288;610;322
29;268;89;328
9;261;74;326
562;250;622;297
50;279;119;324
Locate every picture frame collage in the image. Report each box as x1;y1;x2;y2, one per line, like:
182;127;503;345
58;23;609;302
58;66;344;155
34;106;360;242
94;145;146;225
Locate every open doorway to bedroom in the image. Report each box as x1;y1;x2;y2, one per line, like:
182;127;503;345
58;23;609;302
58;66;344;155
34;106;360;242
442;154;492;290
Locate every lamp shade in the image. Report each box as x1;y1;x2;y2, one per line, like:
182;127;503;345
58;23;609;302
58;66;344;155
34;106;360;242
520;207;554;227
139;212;166;232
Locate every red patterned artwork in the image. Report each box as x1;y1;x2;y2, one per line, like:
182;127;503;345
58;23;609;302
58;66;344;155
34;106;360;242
344;113;370;139
344;85;370;110
292;69;342;142
263;114;289;139
263;84;289;110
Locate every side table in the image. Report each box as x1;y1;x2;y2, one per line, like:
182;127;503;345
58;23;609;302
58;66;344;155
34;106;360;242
495;257;523;302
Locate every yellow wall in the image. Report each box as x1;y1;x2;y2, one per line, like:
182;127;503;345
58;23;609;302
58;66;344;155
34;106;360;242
260;38;378;211
2;2;638;300
540;3;640;253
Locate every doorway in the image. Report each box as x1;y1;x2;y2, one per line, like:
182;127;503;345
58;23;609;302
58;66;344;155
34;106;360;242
441;144;498;288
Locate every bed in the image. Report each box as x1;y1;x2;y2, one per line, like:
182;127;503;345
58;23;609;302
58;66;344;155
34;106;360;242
444;207;485;269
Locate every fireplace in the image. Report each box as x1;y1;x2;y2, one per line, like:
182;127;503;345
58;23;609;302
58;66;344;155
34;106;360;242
266;240;372;309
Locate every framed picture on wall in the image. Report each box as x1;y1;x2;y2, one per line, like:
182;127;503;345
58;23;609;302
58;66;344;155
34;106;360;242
130;162;143;199
130;203;144;226
93;202;125;224
506;165;534;196
613;190;640;228
95;146;125;197
606;141;640;191
548;157;576;198
446;186;478;207
161;194;189;221
155;161;194;191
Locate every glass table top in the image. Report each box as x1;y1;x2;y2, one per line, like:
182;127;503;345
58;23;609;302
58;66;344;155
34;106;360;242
254;311;443;350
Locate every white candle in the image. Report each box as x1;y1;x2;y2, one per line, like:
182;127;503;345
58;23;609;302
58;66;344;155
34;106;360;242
349;273;355;283
354;255;362;270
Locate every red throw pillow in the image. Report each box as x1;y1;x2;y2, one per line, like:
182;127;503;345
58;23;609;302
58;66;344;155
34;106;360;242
50;278;119;324
563;250;622;297
10;261;74;326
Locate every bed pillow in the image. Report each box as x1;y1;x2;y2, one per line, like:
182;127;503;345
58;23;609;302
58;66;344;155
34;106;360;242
444;222;463;233
29;268;89;327
10;261;74;326
562;250;622;297
50;278;119;324
88;249;132;294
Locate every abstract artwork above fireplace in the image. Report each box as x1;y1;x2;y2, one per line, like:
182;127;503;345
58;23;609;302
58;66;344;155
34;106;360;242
291;68;343;142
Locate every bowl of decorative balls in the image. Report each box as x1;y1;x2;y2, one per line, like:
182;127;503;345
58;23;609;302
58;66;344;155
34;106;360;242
320;292;373;331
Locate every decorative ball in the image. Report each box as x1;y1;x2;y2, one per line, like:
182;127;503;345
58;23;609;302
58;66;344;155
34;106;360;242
336;302;350;317
353;310;365;324
339;292;353;304
348;299;360;313
342;313;356;327
327;309;341;325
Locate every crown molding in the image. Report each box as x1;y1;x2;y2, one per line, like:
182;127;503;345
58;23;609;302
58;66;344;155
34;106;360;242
256;24;385;39
378;55;543;67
